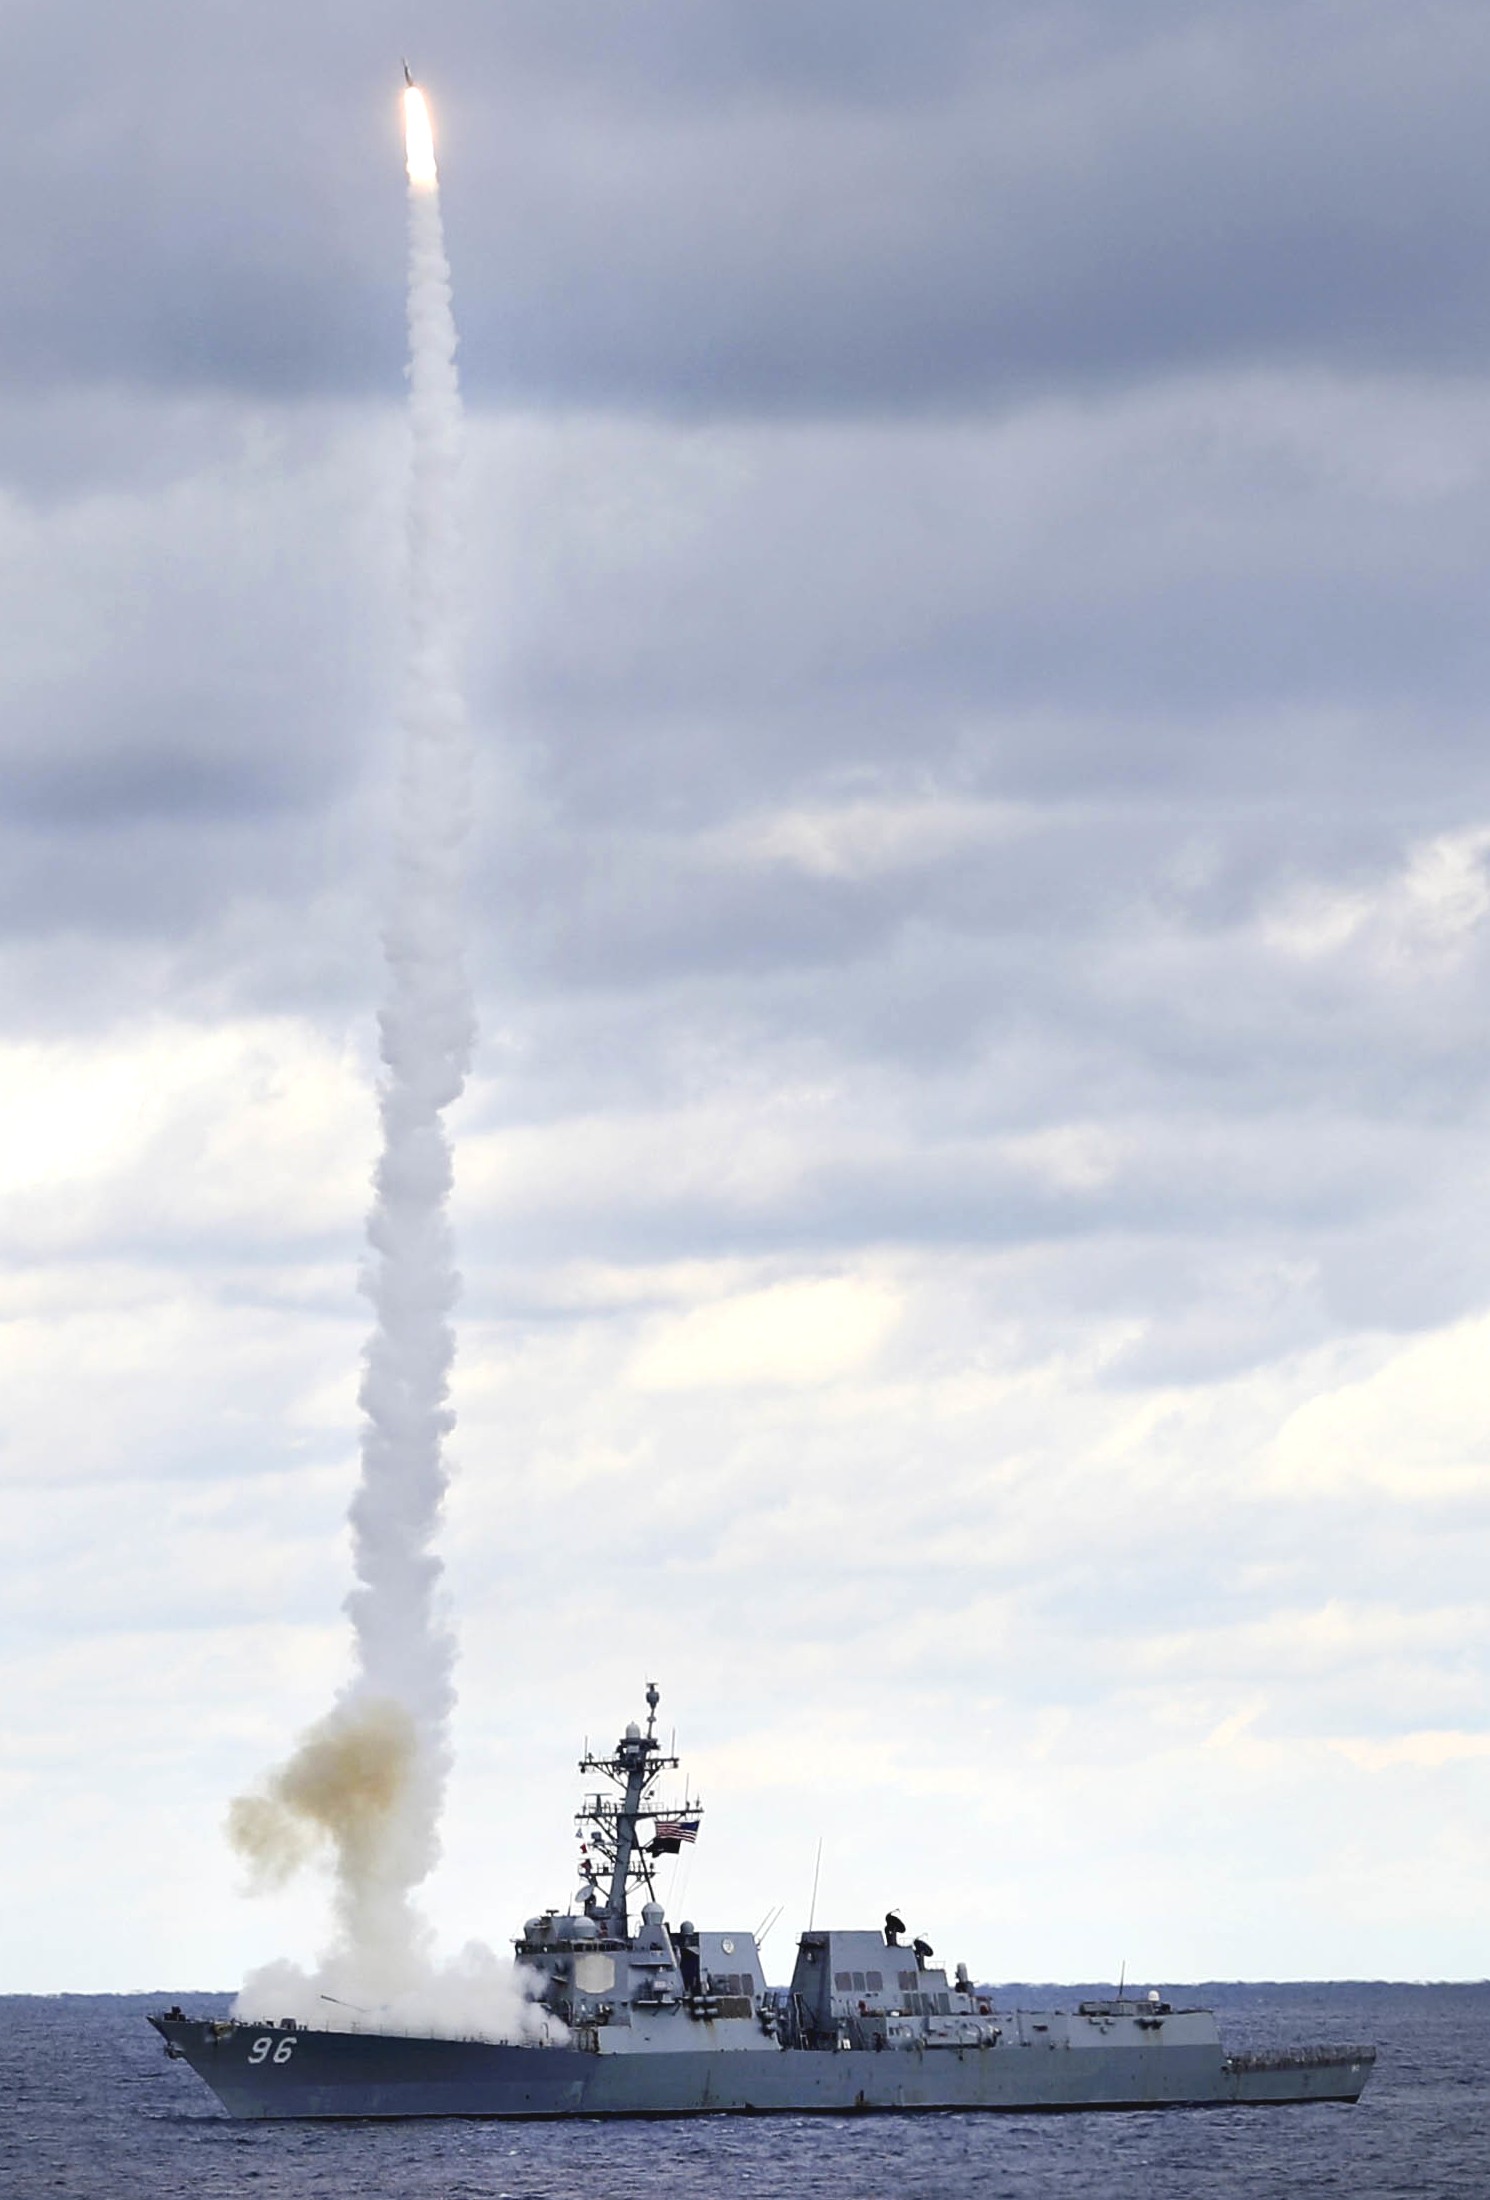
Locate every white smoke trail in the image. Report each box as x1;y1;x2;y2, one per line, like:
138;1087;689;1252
330;79;474;1970
224;86;545;2041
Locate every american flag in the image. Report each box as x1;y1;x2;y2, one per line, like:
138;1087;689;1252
648;1815;701;1856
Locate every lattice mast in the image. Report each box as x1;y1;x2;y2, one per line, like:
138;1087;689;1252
575;1682;701;1937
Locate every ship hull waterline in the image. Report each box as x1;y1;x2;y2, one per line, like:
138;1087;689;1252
153;2019;1373;2122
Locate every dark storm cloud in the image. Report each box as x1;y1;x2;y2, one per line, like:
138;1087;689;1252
5;2;1490;410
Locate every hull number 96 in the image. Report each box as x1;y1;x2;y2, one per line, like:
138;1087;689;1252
248;2036;296;2064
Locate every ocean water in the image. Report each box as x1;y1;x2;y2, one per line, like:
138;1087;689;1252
2;1982;1485;2199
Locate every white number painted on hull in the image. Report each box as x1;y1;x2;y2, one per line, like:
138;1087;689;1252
248;2035;297;2065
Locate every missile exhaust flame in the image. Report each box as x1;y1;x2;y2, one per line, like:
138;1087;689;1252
404;85;437;193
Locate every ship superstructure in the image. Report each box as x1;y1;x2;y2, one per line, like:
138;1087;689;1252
513;1680;772;2054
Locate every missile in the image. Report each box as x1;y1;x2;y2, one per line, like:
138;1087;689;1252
403;59;414;88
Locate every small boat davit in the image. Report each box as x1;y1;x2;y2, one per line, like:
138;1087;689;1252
152;1685;1375;2120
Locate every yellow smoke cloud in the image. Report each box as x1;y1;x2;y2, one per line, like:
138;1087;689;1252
227;1697;418;1889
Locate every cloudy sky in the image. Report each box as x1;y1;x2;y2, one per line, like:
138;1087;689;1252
5;0;1490;1993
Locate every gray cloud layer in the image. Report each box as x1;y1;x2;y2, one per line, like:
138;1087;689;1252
7;4;1490;407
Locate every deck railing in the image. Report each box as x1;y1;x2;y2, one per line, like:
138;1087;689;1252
1223;2045;1376;2072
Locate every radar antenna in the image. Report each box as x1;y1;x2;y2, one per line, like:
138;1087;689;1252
574;1683;702;1940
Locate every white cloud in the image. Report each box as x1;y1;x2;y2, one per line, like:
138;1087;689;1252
1328;1730;1490;1772
1002;1122;1128;1193
628;1273;901;1390
0;1018;373;1253
1263;1315;1490;1500
717;796;1033;881
1262;824;1490;967
1396;826;1490;949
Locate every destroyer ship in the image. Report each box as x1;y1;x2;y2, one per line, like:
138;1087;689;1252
153;1686;1374;2119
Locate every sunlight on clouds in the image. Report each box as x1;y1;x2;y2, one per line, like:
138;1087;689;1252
1262;823;1490;966
1397;826;1490;946
1263;1314;1490;1499
0;1019;371;1250
628;1274;901;1390
716;796;1033;881
1327;1730;1490;1771
0;1019;372;1496
1131;1599;1490;1709
1201;1704;1268;1755
0;1286;358;1489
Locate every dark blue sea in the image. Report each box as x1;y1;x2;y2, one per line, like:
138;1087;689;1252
1;1983;1484;2199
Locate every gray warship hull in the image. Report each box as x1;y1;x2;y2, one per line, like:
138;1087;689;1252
152;2015;1373;2120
